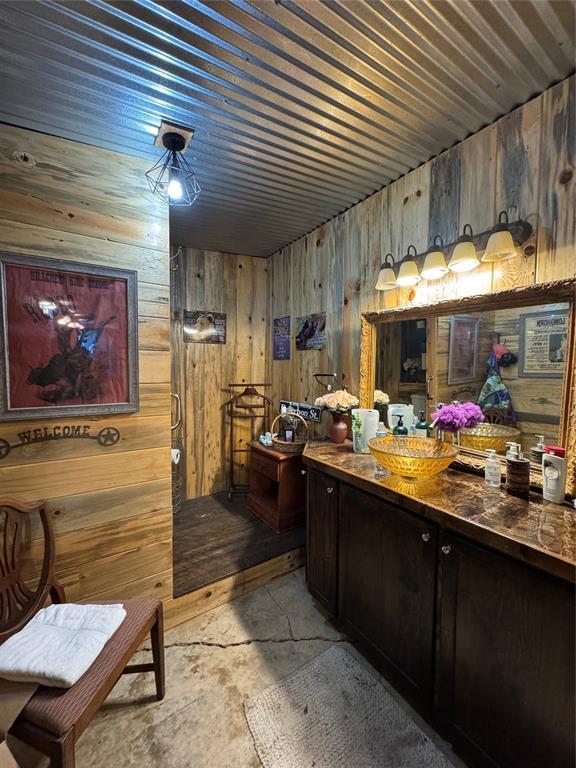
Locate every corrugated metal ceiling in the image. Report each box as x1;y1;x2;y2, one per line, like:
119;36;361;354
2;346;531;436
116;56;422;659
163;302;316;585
0;0;573;256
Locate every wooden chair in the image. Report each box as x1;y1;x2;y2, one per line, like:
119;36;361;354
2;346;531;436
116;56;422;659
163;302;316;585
0;500;165;767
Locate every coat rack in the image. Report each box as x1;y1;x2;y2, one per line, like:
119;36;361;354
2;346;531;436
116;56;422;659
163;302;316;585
222;383;273;500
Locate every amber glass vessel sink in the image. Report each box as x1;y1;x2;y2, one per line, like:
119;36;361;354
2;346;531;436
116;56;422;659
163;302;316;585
459;423;521;453
368;436;459;479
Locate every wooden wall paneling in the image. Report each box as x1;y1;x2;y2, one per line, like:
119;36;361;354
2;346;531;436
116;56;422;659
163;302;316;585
233;255;269;486
177;249;271;498
0;220;169;285
0;413;171;468
138;282;170;318
185;249;225;497
493;96;541;290
342;203;370;396
23;508;172;577
269;247;293;409
81;569;173;604
537;76;575;282
0;447;171;501
57;538;173;603
324;217;345;393
0;125;167;250
0;123;172;607
139;350;171;383
27;478;172;541
429;145;461;246
138;316;170;351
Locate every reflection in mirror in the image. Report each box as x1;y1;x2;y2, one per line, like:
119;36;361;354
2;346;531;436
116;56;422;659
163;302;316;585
374;302;569;461
375;318;428;430
436;302;568;458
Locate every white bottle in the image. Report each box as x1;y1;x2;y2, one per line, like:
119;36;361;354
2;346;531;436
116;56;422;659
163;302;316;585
542;450;567;504
374;422;388;478
484;449;501;488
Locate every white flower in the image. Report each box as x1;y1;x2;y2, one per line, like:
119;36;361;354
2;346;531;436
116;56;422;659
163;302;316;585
374;390;390;405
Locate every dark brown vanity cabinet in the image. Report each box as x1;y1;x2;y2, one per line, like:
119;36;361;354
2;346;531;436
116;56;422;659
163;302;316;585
306;470;575;768
437;533;575;768
306;469;338;613
338;484;438;704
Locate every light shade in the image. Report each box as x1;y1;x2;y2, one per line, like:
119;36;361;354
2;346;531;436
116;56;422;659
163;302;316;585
375;266;397;291
421;250;448;280
449;241;479;272
482;210;517;263
449;224;479;273
397;259;421;287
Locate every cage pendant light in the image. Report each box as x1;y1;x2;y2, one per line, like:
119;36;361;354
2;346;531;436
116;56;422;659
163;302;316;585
146;132;201;206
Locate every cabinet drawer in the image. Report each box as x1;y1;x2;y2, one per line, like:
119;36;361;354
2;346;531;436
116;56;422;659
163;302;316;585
250;449;279;481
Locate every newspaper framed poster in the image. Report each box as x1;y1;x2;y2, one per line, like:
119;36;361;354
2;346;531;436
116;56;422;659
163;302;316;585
518;308;569;378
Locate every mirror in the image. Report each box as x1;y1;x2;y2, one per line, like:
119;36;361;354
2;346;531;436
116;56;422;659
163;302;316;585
360;280;575;493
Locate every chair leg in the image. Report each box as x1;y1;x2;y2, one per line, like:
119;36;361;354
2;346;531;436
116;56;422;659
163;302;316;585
51;730;75;768
150;606;165;701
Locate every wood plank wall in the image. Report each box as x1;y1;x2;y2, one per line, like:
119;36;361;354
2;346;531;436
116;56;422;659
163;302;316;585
268;76;575;429
171;248;269;499
0;124;173;604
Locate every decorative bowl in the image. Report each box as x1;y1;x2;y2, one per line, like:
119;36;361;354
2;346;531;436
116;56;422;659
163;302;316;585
459;423;521;453
368;436;459;479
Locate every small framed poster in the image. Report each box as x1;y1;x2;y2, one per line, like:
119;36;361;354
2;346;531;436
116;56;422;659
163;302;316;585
519;308;568;378
183;310;226;344
295;312;326;351
448;315;479;385
273;316;291;360
0;252;139;421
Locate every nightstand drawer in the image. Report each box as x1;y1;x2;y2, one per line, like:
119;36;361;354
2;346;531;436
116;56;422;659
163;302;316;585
250;449;279;481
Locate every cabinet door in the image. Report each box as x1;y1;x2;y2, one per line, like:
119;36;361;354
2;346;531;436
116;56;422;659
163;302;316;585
339;484;438;703
306;469;338;614
437;534;575;768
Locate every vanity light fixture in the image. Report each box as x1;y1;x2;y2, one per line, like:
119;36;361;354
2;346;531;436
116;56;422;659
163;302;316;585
396;245;421;287
482;210;518;262
421;236;449;280
448;224;480;273
375;253;397;291
146;127;201;206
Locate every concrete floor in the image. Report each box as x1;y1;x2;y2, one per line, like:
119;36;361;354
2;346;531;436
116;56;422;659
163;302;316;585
73;568;463;768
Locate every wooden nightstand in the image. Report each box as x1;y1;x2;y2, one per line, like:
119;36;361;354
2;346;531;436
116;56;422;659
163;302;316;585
247;441;306;532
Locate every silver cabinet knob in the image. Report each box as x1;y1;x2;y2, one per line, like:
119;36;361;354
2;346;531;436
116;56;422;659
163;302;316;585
441;545;452;555
421;532;431;542
326;487;334;494
301;469;307;475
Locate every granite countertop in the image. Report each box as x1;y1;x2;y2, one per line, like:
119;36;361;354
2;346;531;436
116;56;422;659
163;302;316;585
303;441;576;582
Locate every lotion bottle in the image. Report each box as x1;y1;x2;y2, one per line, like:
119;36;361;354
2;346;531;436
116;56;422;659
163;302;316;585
542;446;567;504
374;422;388;478
484;449;501;488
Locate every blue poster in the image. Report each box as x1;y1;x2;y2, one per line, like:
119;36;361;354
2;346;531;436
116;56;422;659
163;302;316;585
273;316;291;360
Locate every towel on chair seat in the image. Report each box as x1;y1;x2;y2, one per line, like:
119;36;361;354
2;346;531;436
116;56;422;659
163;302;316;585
0;603;126;688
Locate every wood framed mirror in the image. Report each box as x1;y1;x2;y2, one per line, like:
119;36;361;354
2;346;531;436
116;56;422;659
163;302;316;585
359;280;576;496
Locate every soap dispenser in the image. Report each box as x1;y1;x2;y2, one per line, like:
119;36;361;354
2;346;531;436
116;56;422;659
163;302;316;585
393;415;408;436
542;446;567;504
530;435;546;464
505;444;530;499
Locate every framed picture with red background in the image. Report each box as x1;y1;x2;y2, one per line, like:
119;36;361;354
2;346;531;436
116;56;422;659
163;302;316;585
0;252;138;420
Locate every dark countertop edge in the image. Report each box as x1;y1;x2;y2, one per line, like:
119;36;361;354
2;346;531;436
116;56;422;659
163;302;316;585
303;449;575;584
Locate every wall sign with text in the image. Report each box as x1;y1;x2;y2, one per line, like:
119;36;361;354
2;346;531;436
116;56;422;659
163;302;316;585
519;308;568;378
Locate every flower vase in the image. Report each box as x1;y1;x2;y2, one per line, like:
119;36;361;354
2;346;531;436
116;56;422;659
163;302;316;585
375;403;388;426
330;413;348;444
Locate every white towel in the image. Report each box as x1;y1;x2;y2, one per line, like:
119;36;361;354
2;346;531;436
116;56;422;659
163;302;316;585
0;603;126;688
